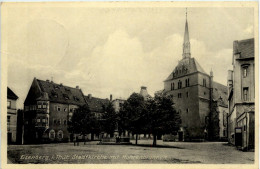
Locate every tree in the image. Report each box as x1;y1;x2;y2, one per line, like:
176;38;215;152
68;104;98;139
145;94;181;146
101;102;118;137
120;93;146;145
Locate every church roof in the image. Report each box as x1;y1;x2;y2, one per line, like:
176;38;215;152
7;87;18;100
234;38;254;59
36;79;86;106
212;81;228;107
164;58;207;81
84;96;110;112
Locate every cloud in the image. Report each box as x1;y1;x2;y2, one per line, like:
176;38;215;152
244;25;253;35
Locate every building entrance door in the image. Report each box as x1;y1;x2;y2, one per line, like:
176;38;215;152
235;127;242;147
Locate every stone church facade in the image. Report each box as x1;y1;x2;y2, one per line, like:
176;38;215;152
162;14;228;141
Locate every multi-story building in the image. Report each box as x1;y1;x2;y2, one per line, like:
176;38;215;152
23;78;86;143
112;98;126;113
161;13;228;141
85;94;110;140
227;38;255;150
7;87;19;144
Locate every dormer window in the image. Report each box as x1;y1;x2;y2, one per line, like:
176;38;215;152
74;96;79;101
63;94;69;100
51;90;58;98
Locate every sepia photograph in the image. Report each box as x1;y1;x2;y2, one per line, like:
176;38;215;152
1;2;258;168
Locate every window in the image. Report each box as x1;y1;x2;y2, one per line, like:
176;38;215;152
204;92;206;95
185;79;190;87
203;79;206;87
243;87;248;101
37;118;41;123
64;108;67;112
49;130;55;139
38;104;42;109
58;119;61;125
7;101;11;108
186;109;189;113
186;92;189;97
54;119;57;124
7;116;10;123
171;83;175;90
64;120;67;125
57;107;61;111
178;80;182;89
42;118;46;123
42;104;47;109
57;130;63;139
243;67;248;77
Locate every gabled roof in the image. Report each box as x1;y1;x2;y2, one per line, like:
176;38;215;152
85;96;110;112
165;58;207;81
212;81;228;107
36;79;86;106
234;38;254;59
7;87;18;100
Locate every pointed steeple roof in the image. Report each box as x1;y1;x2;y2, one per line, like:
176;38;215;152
182;8;191;59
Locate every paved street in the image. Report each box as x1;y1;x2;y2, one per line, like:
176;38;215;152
7;140;254;164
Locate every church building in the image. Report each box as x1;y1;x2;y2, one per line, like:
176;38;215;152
162;11;228;141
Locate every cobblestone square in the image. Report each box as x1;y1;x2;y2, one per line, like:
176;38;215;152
7;140;254;164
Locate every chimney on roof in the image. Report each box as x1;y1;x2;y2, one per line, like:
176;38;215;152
46;79;50;82
76;86;79;89
88;94;92;99
140;86;148;96
110;94;113;101
141;86;147;90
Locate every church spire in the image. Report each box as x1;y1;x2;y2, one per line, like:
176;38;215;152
182;8;191;59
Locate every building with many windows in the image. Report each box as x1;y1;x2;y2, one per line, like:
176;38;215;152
23;78;86;143
161;12;228;141
7;87;19;144
85;94;110;140
227;38;255;150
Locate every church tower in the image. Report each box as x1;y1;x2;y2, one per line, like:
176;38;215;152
182;9;191;59
162;9;228;141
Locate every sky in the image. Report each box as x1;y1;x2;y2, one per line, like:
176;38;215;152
3;4;255;109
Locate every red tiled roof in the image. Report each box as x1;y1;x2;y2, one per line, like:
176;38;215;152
165;57;206;81
37;79;86;106
7;87;18;100
85;96;110;112
234;38;254;59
